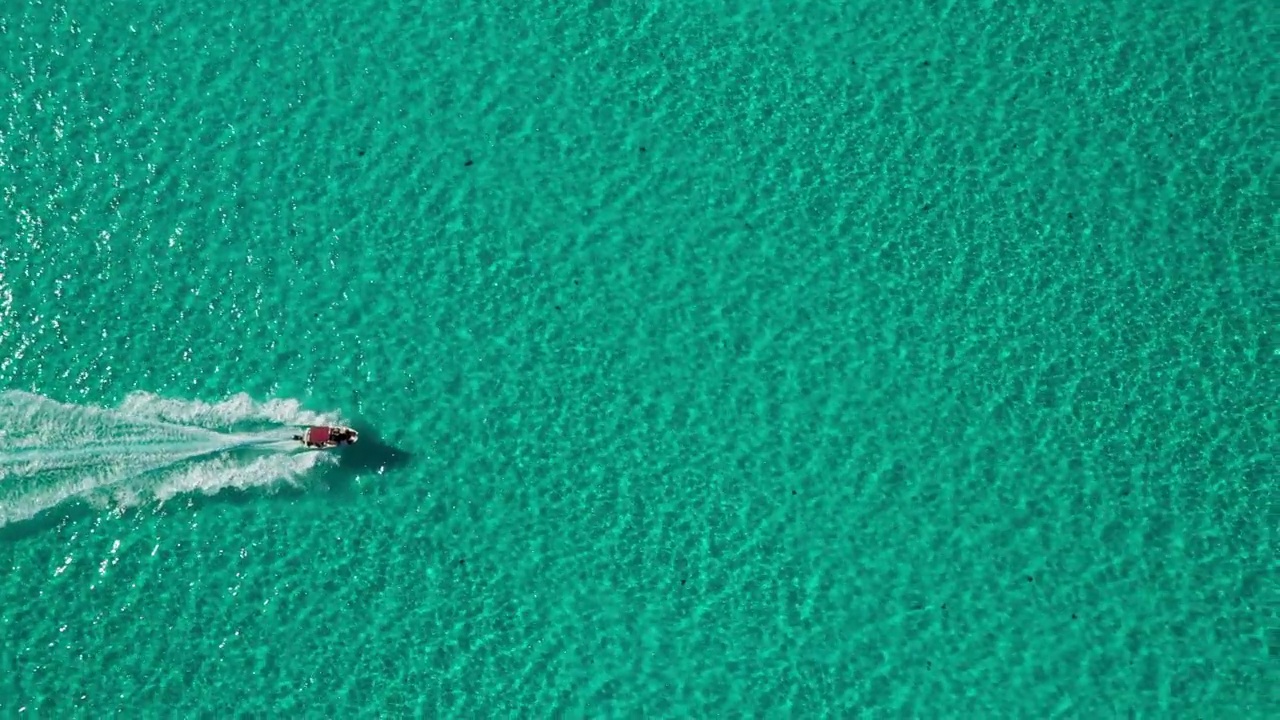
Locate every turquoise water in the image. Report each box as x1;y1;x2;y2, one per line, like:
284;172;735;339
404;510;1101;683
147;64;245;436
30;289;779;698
1;0;1275;715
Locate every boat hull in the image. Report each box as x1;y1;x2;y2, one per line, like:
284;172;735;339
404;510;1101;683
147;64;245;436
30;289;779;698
299;425;358;449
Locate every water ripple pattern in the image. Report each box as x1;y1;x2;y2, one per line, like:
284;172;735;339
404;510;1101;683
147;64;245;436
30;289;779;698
0;0;1275;717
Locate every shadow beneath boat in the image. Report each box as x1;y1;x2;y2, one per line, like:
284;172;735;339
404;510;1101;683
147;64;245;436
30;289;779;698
339;425;413;475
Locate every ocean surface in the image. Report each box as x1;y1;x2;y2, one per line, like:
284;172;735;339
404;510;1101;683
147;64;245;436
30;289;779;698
1;0;1275;716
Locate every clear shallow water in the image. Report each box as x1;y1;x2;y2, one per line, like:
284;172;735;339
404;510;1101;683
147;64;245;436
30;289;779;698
1;0;1275;716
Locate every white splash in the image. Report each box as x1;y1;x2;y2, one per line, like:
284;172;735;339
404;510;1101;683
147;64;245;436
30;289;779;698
0;390;345;527
116;390;340;429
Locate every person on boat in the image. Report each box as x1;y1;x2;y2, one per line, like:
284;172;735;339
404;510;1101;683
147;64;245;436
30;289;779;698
292;427;356;448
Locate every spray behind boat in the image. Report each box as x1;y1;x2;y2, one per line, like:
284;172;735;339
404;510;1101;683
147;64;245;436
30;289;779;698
0;390;345;528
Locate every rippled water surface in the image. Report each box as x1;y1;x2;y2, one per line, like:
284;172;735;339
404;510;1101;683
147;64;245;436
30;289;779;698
1;0;1274;715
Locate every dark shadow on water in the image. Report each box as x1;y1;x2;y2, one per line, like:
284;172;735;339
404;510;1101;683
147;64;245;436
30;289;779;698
0;504;88;542
0;425;412;542
336;425;413;475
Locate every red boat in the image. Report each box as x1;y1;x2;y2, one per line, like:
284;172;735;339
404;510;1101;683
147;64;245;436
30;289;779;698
293;426;358;449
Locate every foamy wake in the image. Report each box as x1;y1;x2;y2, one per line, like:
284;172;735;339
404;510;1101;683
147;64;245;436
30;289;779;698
0;390;346;527
116;390;341;430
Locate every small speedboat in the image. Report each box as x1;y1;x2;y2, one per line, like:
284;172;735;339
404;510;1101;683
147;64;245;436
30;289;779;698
294;426;358;449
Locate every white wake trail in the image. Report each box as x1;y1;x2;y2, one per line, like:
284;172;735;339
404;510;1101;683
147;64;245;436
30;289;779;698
0;390;346;527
